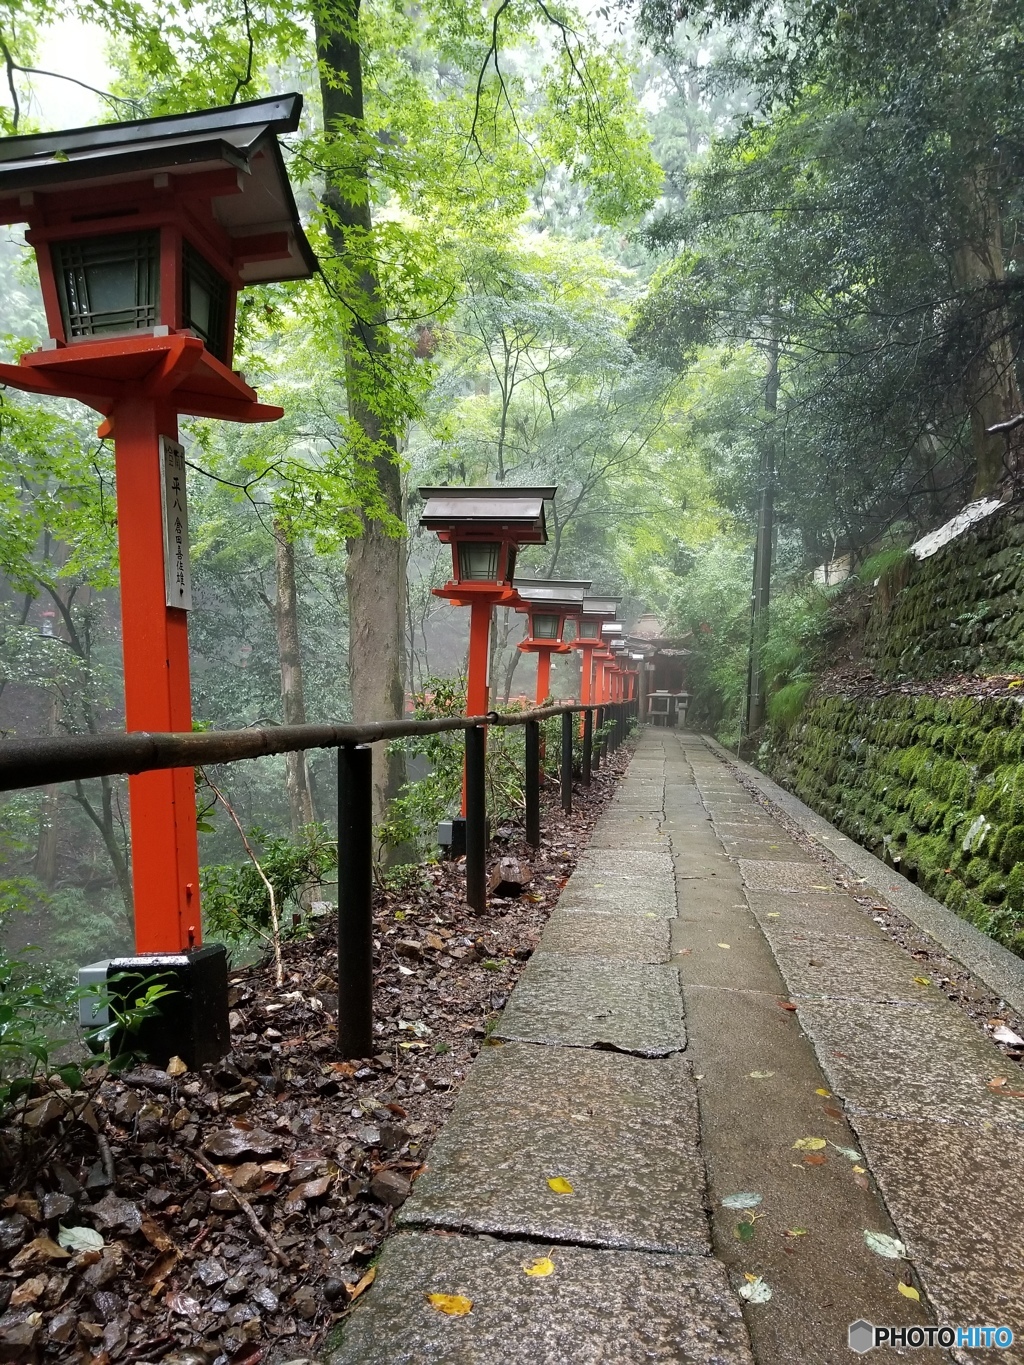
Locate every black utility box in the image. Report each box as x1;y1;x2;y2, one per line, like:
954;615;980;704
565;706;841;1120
81;944;230;1069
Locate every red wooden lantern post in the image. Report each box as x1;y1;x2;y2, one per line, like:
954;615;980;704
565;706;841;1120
599;621;624;703
513;578;590;704
0;99;316;1058
573;596;620;708
419;487;555;714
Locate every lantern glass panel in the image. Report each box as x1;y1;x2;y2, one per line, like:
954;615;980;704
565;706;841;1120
458;541;501;581
53;230;160;339
531;612;560;640
580;616;600;642
182;242;230;362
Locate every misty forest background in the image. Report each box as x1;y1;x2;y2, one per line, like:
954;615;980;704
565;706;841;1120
2;0;1023;971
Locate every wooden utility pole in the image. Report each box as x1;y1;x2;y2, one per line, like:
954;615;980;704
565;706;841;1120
745;333;779;737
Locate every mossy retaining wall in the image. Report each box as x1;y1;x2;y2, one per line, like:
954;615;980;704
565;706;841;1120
863;504;1024;678
763;692;1024;953
761;502;1024;955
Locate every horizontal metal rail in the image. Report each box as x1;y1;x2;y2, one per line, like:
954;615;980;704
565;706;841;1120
0;702;591;793
1;695;640;1060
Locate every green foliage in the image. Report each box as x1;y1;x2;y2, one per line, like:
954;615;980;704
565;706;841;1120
0;949;175;1123
856;549;911;586
201;824;336;943
767;680;813;730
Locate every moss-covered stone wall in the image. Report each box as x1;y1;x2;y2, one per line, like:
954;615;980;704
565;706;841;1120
764;692;1024;953
863;505;1024;678
761;501;1024;955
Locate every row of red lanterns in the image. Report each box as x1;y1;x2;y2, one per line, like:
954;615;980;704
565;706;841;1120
418;486;641;711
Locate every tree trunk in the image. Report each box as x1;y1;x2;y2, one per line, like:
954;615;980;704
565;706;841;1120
274;519;315;835
745;333;778;736
953;170;1022;497
316;0;407;848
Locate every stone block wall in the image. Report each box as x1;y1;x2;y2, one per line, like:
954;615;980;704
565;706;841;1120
761;501;1024;955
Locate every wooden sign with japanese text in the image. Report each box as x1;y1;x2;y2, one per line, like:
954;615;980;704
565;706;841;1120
159;435;192;611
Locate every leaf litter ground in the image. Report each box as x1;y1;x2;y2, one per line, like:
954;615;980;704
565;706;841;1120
0;746;633;1365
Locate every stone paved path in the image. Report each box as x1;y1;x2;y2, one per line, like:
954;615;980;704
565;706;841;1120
328;730;1024;1365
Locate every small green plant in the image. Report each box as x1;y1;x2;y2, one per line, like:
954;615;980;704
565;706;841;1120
201;822;336;943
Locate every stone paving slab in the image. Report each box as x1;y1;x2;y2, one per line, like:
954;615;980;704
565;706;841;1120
574;848;676;878
538;911;670;962
399;1043;709;1254
719;838;814;863
796;998;1024;1129
738;858;841;894
746;890;884;938
493;952;685;1054
328;1233;755;1365
852;1116;1024;1350
762;926;949;1004
558;879;677;917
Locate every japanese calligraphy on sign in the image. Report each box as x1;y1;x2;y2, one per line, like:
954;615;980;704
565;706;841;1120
159;435;192;611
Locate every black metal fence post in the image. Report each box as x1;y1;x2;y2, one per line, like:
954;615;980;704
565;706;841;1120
598;705;608;762
465;724;487;910
337;743;374;1059
582;707;593;786
525;719;541;849
561;708;573;814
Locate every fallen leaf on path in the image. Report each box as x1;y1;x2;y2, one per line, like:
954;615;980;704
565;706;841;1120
792;1137;826;1151
722;1192;762;1209
57;1226;104;1253
803;1154;827;1166
749;1071;775;1079
823;1105;843;1119
547;1177;574;1195
165;1055;188;1077
739;1275;772;1303
427;1293;472;1316
815;1088;831;1097
913;976;931;986
523;1257;554;1277
778;1000;798;1012
829;1144;862;1161
766;912;780;919
717;943;731;949
853;1173;870;1190
347;1268;376;1301
988;1077;1009;1090
783;1228;807;1238
736;1219;755;1242
864;1231;906;1259
993;1025;1024;1047
852;1164;866;1174
898;1282;920;1301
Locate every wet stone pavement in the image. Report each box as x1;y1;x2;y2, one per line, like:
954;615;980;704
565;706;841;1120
328;731;1024;1365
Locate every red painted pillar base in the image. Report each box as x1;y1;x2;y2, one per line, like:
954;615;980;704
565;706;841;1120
462;597;493;816
113;393;200;952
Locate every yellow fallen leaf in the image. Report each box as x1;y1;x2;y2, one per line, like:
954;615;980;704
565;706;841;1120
783;1227;808;1237
348;1267;375;1301
717;943;731;949
427;1293;473;1316
852;1165;866;1174
165;1055;188;1077
523;1256;555;1277
815;1088;831;1097
898;1282;920;1301
913;976;931;986
766;912;780;918
793;1137;827;1151
547;1176;574;1195
749;1071;775;1079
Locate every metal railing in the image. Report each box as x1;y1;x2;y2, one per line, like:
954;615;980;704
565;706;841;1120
0;697;639;1056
